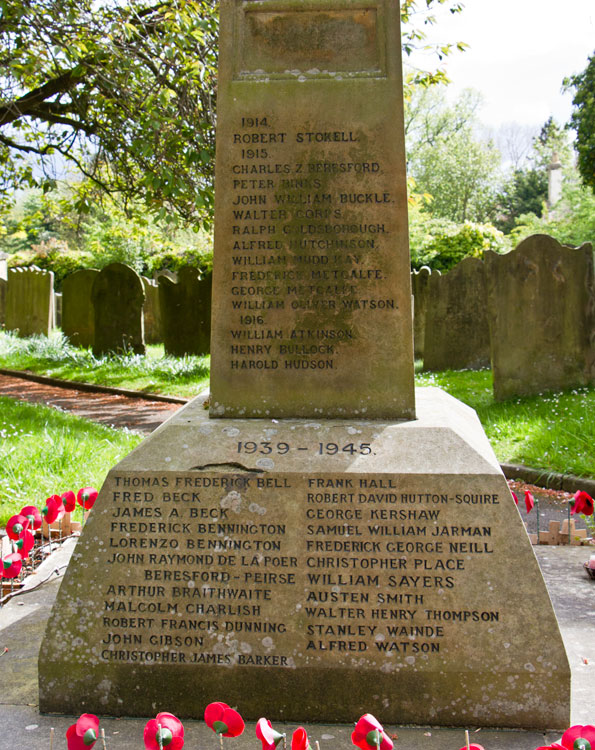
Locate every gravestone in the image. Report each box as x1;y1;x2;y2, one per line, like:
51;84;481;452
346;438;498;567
91;263;145;356
485;234;595;400
423;257;491;372
411;266;435;359
142;277;162;345
5;266;54;336
54;292;62;329
39;1;570;730
0;252;7;325
62;269;99;349
158;266;212;356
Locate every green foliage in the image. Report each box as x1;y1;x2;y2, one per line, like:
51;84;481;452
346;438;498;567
0;0;218;227
565;52;595;193
510;171;595;248
495;169;548;234
409;211;510;271
406;88;502;223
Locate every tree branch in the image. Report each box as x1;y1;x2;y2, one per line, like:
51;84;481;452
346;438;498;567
0;67;86;127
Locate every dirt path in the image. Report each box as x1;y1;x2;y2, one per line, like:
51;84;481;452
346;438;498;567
0;372;185;434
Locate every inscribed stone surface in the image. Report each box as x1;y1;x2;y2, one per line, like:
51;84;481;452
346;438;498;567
423;257;491;372
38;389;570;729
209;0;415;419
485;235;595;399
5;266;54;336
158;266;212;356
91;263;145;356
62;270;99;349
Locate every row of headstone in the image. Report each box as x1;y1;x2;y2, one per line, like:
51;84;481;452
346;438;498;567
1;261;212;357
416;234;595;399
62;263;212;356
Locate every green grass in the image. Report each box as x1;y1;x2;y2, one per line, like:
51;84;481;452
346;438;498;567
1;333;593;491
417;368;595;479
0;397;143;527
0;330;209;398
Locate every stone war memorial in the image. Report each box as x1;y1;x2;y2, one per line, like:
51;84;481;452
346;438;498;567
39;0;570;730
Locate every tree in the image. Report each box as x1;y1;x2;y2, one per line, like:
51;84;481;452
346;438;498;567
1;0;465;227
565;52;595;193
494;168;548;234
0;0;218;226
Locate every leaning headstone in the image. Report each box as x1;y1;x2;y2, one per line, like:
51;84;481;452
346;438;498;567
158;266;212;356
62;269;99;348
40;1;570;730
90;263;145;355
0;252;7;325
5;266;54;336
141;277;162;345
53;292;62;329
423;257;491;371
411;266;436;359
485;234;595;400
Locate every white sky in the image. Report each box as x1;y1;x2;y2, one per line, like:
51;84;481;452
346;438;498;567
407;0;595;129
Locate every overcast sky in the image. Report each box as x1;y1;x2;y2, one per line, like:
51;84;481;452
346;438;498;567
407;0;595;130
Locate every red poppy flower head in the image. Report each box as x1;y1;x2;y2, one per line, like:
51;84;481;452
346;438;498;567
20;505;42;531
42;495;65;524
14;529;35;559
77;487;98;510
524;490;535;513
144;712;185;750
6;513;29;541
1;553;23;579
560;725;595;750
66;715;100;750
256;718;285;750
205;702;245;738
511;491;519;506
292;728;311;750
62;490;77;513
352;714;393;750
458;745;485;750
571;491;594;517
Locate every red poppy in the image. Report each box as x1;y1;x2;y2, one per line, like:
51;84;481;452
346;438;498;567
21;505;42;531
42;495;65;524
571;491;594;517
256;718;285;750
292;728;311;750
205;702;245;738
14;529;35;559
144;712;185;750
1;553;23;579
66;714;100;749
458;745;484;750
77;487;98;510
536;724;595;750
352;714;393;750
524;490;535;513
511;491;519;505
6;514;29;541
62;490;77;513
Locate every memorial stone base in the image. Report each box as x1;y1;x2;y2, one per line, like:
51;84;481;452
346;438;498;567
39;388;570;729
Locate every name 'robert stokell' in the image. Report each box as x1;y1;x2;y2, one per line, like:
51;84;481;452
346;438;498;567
296;131;358;143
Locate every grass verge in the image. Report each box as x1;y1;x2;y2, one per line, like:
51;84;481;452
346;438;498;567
1;333;593;482
417;368;595;479
0;330;208;398
0;397;142;527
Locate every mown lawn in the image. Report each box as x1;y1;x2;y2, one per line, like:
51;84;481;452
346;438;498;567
0;397;143;527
